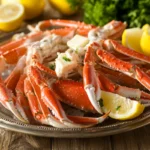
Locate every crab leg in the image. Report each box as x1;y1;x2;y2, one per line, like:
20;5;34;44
0;76;28;123
5;56;26;91
88;20;127;41
2;46;27;64
97;48;150;92
28;66;67;121
103;39;150;64
0;31;44;55
25;77;108;126
35;19;95;36
68;112;109;124
36;19;95;31
0;31;54;65
15;74;34;123
103;20;127;39
97;70;150;100
29;66;104;127
83;44;102;114
24;77;68;128
96;65;146;90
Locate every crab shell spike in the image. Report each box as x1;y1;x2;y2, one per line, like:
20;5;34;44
83;46;103;114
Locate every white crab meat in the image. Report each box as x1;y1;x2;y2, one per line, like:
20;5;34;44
40;34;67;59
12;32;25;40
55;49;79;78
67;34;89;50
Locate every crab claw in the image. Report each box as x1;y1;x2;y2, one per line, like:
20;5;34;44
83;45;103;114
51;79;96;113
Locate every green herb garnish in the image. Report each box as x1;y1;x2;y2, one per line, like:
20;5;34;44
67;0;81;10
49;64;55;70
136;97;140;101
62;56;71;62
116;105;121;111
99;98;104;107
75;49;78;54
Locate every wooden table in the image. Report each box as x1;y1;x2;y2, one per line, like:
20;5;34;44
1;125;150;150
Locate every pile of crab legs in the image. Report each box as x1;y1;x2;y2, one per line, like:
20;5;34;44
1;19;150;128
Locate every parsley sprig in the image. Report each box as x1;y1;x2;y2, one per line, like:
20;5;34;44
62;56;71;62
67;0;81;10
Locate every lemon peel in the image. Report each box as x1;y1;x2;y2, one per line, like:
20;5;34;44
142;24;150;32
0;3;24;32
1;0;45;20
101;91;145;120
122;28;143;53
140;28;150;56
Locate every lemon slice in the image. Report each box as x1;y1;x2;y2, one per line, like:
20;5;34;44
101;91;145;120
0;3;24;32
140;27;150;56
122;28;143;53
1;0;45;20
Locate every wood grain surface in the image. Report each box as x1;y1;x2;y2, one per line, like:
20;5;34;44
1;125;150;150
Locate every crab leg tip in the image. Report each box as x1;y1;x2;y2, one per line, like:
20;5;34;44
85;86;103;114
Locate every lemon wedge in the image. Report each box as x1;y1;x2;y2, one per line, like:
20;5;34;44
1;0;45;20
0;3;24;32
142;24;150;32
101;91;145;120
140;26;150;56
122;28;143;53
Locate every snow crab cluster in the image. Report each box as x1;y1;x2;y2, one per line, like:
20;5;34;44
0;19;150;128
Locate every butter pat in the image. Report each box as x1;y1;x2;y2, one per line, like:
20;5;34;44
67;34;89;50
55;50;79;78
